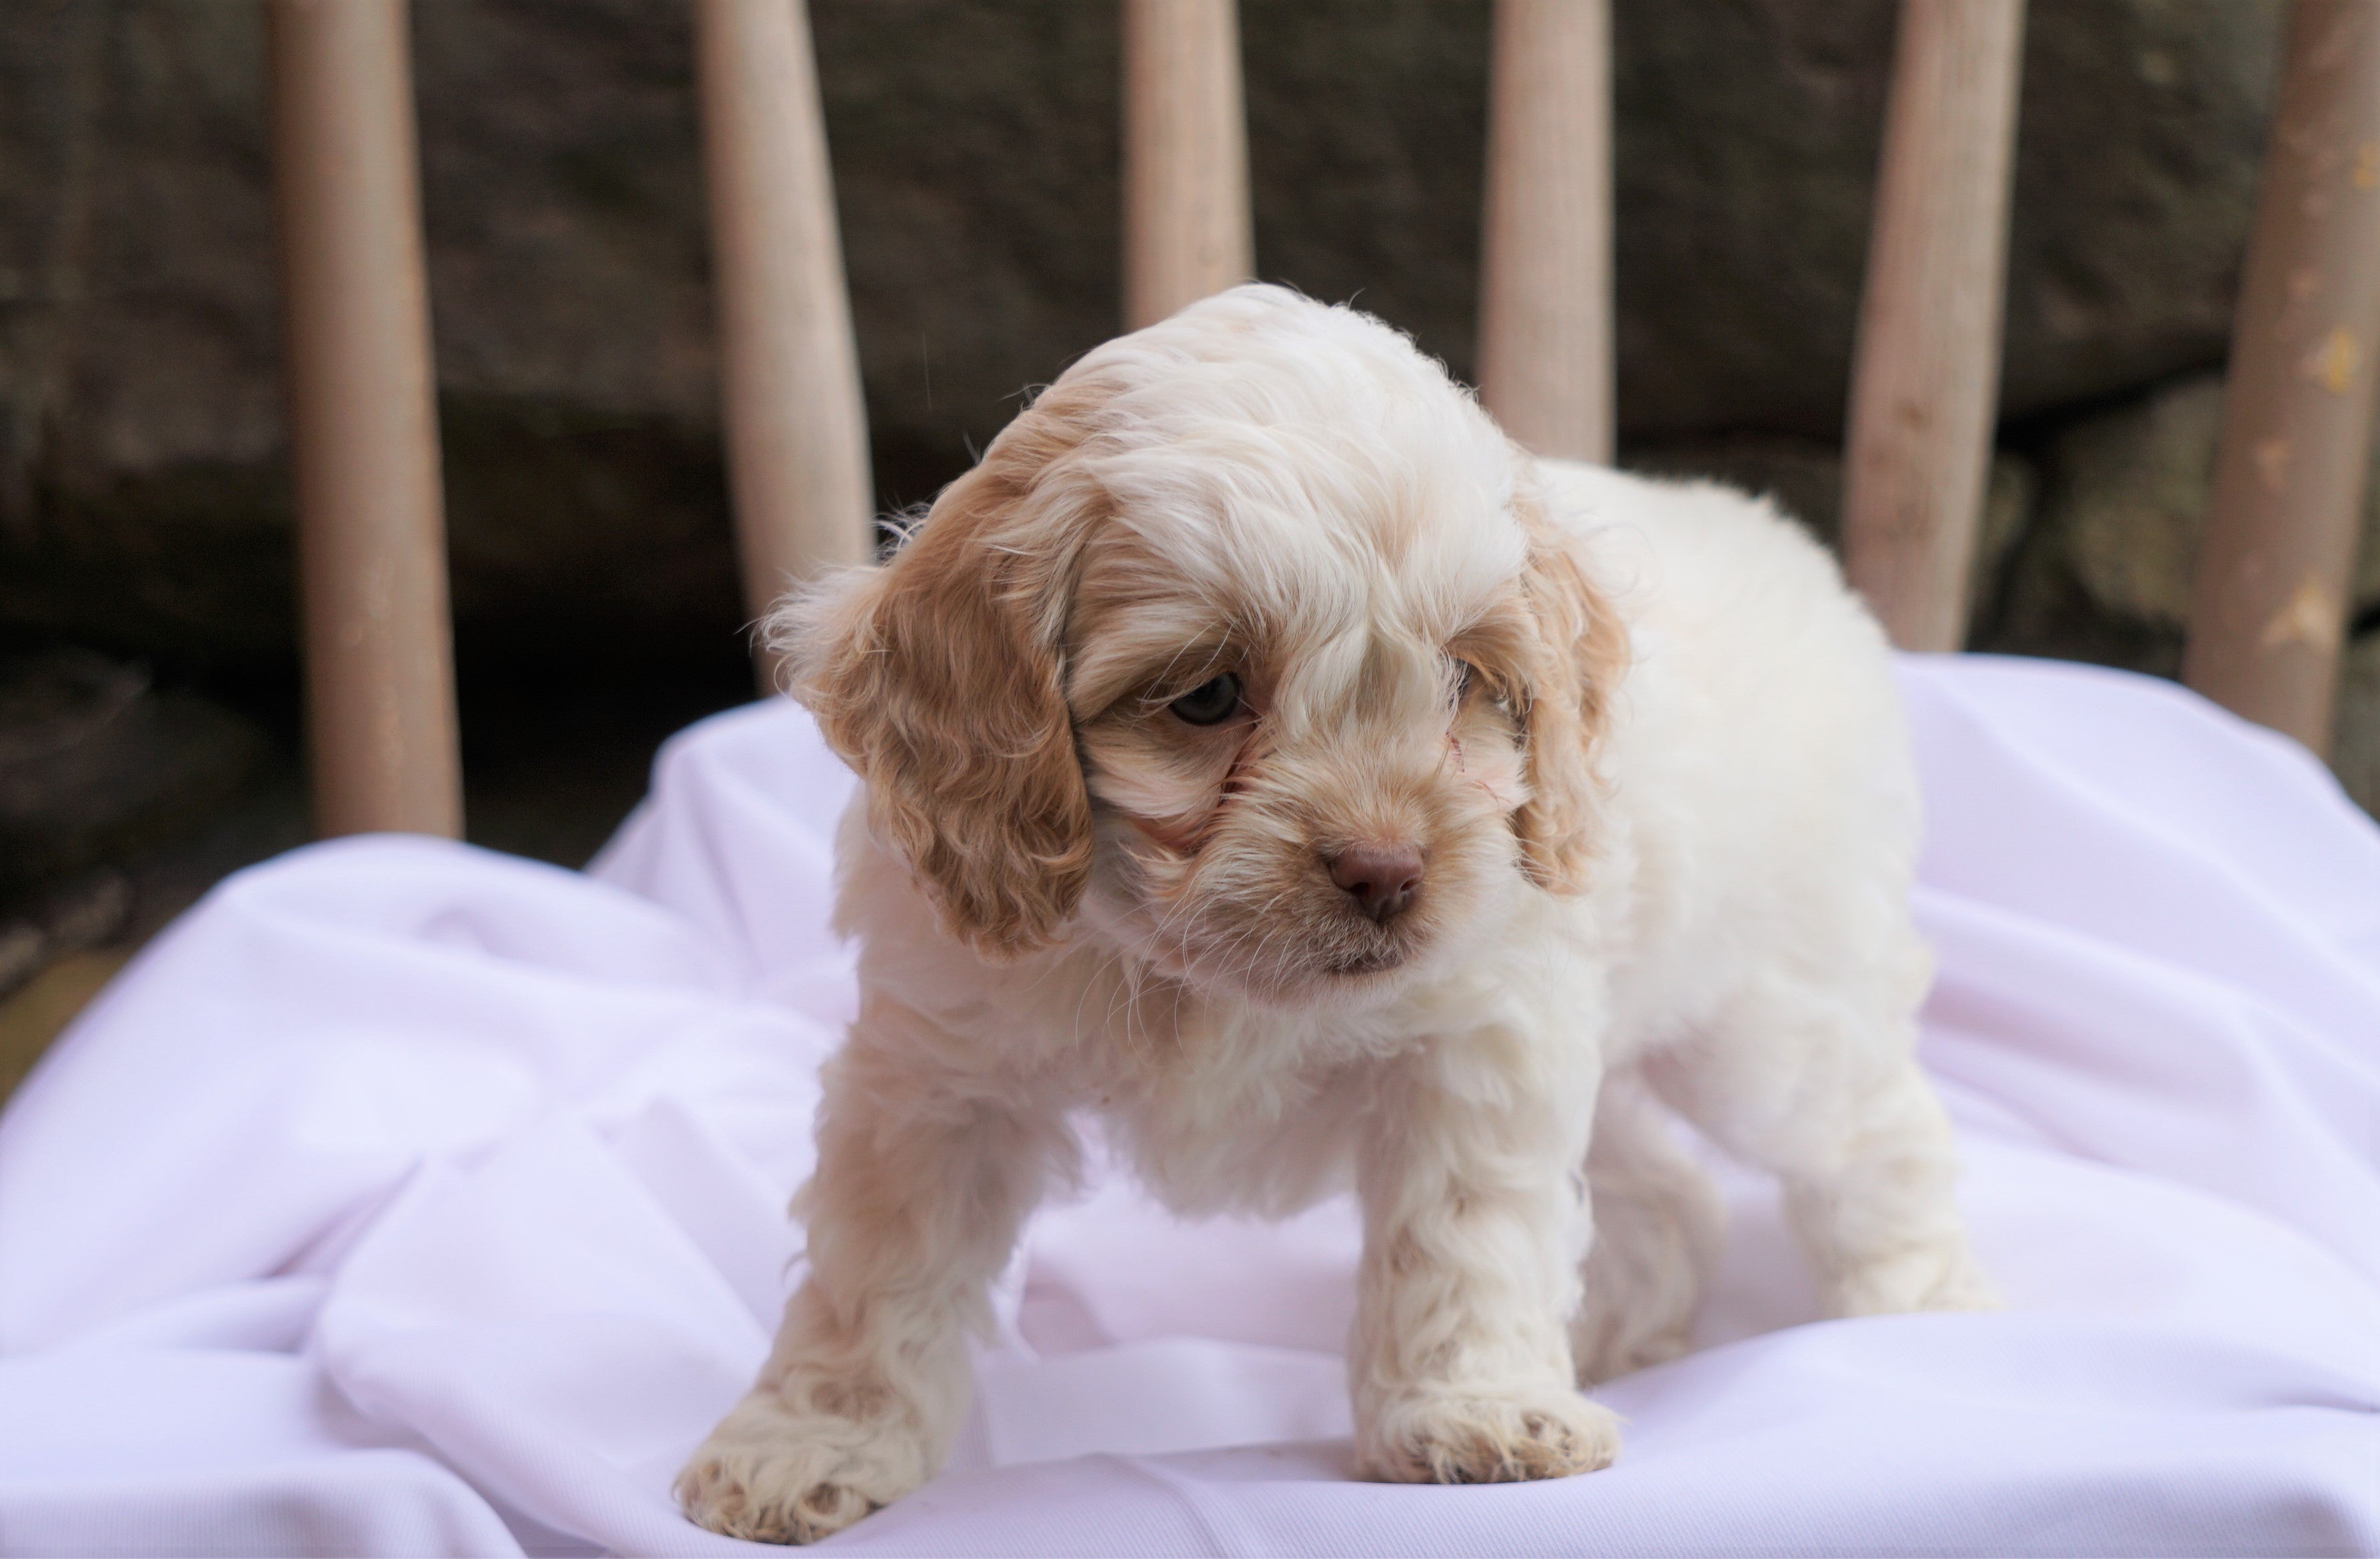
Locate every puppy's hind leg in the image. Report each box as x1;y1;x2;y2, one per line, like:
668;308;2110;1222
1777;1055;1999;1317
1573;1069;1723;1384
1650;960;1997;1321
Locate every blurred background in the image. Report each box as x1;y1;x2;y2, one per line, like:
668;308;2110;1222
3;0;2372;1089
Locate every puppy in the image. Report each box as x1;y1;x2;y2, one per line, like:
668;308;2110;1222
678;285;1995;1544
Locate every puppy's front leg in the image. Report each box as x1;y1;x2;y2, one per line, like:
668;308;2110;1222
677;1015;1060;1544
1351;1022;1620;1484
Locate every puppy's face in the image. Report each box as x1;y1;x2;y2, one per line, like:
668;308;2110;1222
1064;456;1555;1003
782;286;1622;1008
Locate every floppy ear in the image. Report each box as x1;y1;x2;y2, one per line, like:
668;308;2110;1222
1510;481;1628;894
771;416;1100;959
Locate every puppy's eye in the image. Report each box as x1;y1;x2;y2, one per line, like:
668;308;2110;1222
1453;658;1513;714
1169;672;1243;727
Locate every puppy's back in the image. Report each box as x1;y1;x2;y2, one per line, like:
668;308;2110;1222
1534;460;1924;1024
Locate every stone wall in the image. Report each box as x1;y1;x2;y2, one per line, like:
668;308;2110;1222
0;0;2301;658
1;0;2372;987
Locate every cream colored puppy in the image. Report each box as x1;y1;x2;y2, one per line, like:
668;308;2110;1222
678;285;1994;1544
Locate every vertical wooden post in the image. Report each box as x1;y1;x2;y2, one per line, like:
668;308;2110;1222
694;0;874;686
1121;0;1254;331
1476;0;1613;465
2183;0;2380;756
269;0;462;839
1840;0;2027;653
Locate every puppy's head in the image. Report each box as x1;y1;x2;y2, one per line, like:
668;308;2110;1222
779;286;1624;1003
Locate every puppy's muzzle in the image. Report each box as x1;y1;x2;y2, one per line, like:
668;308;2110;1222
1327;843;1423;924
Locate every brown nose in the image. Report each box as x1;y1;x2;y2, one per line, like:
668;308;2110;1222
1328;844;1423;923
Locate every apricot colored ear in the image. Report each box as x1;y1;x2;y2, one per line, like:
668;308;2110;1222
1510;486;1627;893
773;407;1104;958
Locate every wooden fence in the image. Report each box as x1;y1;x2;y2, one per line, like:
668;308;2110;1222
266;0;2369;838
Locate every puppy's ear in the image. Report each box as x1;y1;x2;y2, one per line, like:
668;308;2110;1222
1511;482;1627;894
773;416;1100;959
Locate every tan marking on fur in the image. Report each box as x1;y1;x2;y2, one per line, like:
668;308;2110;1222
1508;470;1628;893
774;377;1125;958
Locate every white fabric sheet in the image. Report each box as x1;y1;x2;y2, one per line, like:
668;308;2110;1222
2;654;2376;1558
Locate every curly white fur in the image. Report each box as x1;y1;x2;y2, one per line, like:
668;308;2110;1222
676;286;1995;1544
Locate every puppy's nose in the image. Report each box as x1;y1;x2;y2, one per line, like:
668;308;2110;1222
1328;844;1423;923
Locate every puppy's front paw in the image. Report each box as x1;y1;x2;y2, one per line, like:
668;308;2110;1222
1359;1384;1620;1485
675;1387;930;1545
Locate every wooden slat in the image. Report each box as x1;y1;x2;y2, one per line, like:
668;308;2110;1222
268;0;462;839
2183;0;2380;756
1121;0;1254;331
1476;0;1613;465
1840;0;2027;653
694;0;874;683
